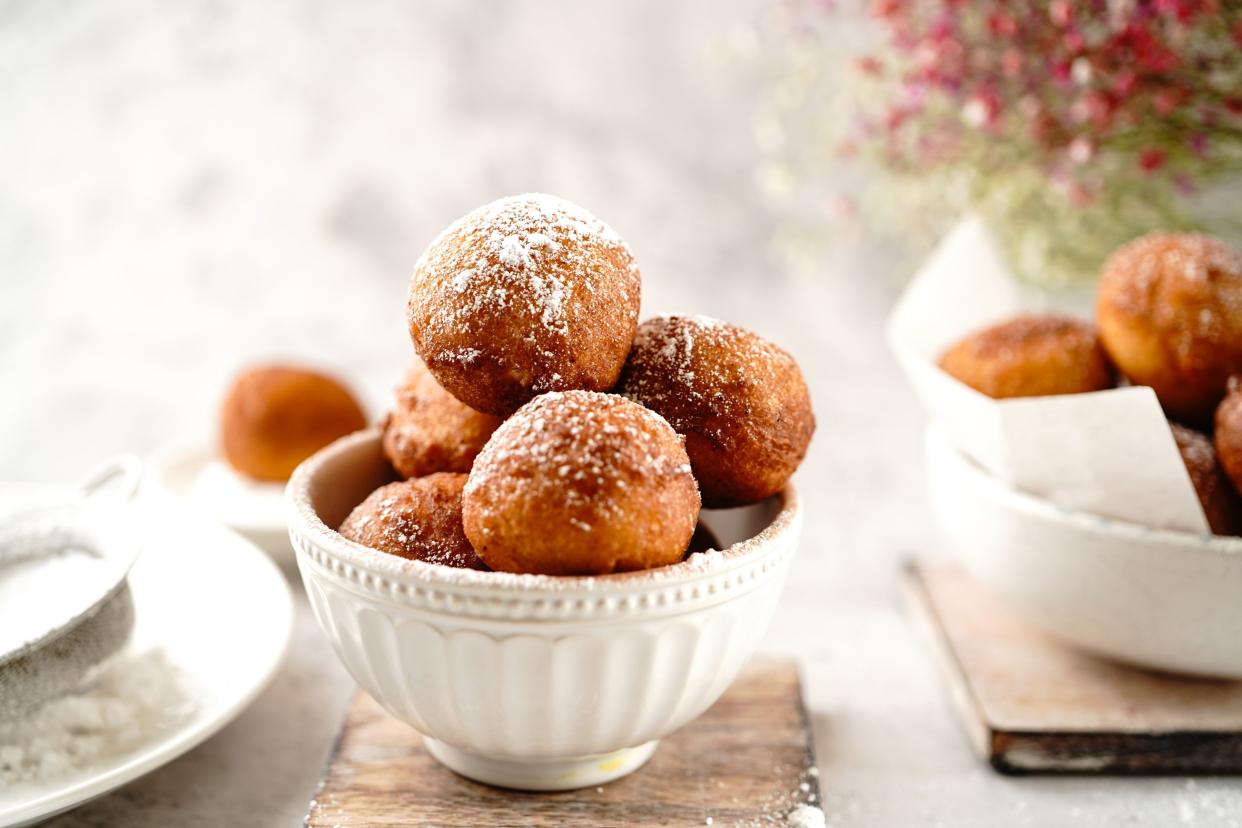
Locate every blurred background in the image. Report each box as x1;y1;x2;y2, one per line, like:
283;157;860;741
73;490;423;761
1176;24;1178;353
5;1;1242;825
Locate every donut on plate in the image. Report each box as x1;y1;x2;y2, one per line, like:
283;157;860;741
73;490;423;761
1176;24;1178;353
220;364;366;482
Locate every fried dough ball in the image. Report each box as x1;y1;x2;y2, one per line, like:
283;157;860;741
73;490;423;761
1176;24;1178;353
382;357;502;479
407;194;641;416
462;391;699;575
1170;424;1242;537
1214;379;1242;499
617;315;815;508
339;474;486;569
1097;233;1242;425
937;314;1115;399
220;365;367;482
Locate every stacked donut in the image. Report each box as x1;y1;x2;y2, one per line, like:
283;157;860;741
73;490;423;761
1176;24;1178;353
937;232;1242;536
339;194;816;575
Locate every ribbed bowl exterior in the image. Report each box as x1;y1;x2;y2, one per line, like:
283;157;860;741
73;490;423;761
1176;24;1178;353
289;429;802;760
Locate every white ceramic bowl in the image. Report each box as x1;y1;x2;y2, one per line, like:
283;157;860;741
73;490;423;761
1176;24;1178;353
287;428;802;790
925;424;1242;679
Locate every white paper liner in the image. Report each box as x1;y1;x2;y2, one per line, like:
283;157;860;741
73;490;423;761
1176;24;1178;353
887;217;1209;535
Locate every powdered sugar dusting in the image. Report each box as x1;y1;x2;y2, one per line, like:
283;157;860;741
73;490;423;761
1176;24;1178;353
1102;232;1242;347
464;390;695;530
786;804;827;827
339;477;485;570
623;314;798;445
0;649;194;786
410;193;637;368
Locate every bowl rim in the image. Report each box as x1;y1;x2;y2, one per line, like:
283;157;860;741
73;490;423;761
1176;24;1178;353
287;428;803;595
927;423;1242;556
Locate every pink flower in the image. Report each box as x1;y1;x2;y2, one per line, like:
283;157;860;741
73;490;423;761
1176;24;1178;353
1050;0;1073;27
1138;147;1167;172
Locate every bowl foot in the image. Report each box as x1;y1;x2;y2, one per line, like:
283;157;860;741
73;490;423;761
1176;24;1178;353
424;738;658;791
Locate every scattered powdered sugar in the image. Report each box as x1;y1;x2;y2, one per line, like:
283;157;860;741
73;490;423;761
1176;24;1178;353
785;804;827;827
1102;233;1242;354
0;648;194;787
464;390;694;530
622;314;798;446
410;193;638;368
340;479;482;570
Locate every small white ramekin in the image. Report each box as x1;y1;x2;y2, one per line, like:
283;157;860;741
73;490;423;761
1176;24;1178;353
287;428;802;790
926;424;1242;679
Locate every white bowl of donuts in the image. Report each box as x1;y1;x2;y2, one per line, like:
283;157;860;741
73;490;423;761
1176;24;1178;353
287;194;815;790
909;228;1242;678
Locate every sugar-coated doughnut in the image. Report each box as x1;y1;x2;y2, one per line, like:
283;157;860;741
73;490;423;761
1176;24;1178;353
1097;233;1242;425
382;357;502;478
462;391;699;575
937;314;1115;399
339;474;486;569
407;194;641;416
1170;424;1242;537
617;315;815;508
220;364;366;482
1214;379;1242;500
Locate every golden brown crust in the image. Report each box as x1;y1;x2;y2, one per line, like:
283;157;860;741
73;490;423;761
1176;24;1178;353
1097;232;1242;425
338;474;486;569
937;314;1115;399
1171;423;1242;537
617;315;815;508
381;357;502;478
462;391;700;575
220;365;367;482
1214;379;1242;501
407;194;641;416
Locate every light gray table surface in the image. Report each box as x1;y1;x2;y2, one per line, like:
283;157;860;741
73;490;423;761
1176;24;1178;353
3;1;1240;825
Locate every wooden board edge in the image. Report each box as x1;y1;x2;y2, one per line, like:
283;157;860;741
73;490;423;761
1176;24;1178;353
791;661;824;806
900;560;996;765
304;691;359;826
992;730;1242;775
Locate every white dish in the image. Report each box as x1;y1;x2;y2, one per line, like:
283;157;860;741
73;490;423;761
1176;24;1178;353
925;424;1242;679
0;485;293;827
149;445;292;561
289;428;803;791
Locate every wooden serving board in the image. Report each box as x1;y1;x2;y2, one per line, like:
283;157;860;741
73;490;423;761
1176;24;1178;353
906;562;1242;774
306;658;821;826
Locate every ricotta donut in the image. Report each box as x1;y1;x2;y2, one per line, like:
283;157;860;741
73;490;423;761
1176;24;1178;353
938;314;1115;399
1171;424;1242;537
1097;233;1242;425
407;194;640;416
339;473;486;569
1213;379;1242;500
382;357;502;478
462;391;699;575
618;315;815;508
220;364;366;482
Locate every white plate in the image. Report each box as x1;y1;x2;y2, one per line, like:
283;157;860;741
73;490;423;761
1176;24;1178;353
0;488;293;827
148;446;292;561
